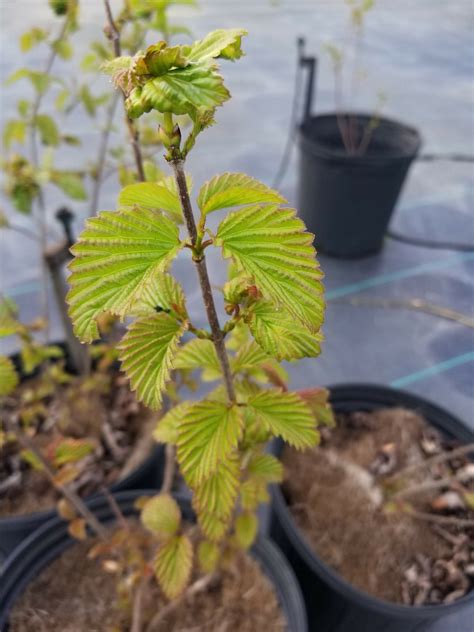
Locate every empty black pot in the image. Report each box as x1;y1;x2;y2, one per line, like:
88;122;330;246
270;384;474;632
0;489;308;632
298;114;422;258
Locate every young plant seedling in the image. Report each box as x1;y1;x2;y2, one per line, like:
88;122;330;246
66;27;329;604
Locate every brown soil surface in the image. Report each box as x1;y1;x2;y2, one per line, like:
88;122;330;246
9;535;286;631
282;407;474;605
0;371;157;517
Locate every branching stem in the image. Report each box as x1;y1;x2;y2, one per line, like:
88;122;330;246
170;159;236;403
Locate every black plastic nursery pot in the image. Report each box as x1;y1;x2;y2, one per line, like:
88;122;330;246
0;345;165;563
0;489;308;632
298;114;422;258
270;384;474;632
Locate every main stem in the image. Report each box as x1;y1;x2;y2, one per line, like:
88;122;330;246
170;160;236;403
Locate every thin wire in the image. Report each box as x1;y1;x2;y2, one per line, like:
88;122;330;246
386;230;474;253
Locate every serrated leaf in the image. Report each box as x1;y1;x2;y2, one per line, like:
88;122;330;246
0;356;19;396
197;173;286;216
246;300;323;361
35;114;60;146
184;29;247;62
198;540;220;573
118;314;185;409
3;120;26;149
52;172;86;199
130;272;186;318
143;41;189;75
247;391;318;449
141;494;181;540
216;204;324;332
177;400;243;486
118;180;182;223
154;534;193;599
247;453;283;483
127;64;230;119
193;455;240;524
153;401;191;444
174;339;221;381
67;207;182;342
234;512;258;549
240;477;269;511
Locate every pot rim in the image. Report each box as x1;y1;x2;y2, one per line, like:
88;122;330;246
299;112;422;163
0;489;307;632
271;382;474;620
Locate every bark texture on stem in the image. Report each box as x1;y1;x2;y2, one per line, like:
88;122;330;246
170;160;235;403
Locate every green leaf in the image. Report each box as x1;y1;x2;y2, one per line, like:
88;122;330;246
247;391;318;449
177;400;243;486
118;313;185;409
154;534;193;599
130;272;186;318
55;89;69;111
198;540;220;573
52;39;73;60
216;204;324;332
0;356;19;396
234;512;258;549
141;493;181;540
67;207;182;342
127;64;230;119
246;300;323;361
153;401;191;445
197;172;286;216
79;85;96;116
7;69;51;94
174;339;221;381
20;27;47;52
194;458;240;543
0;298;20;337
247;453;283;483
53;438;96;466
3;120;26;148
143;41;189;76
118;180;183;223
240;477;269;511
185;29;247;62
52;172;86;199
35;114;60;146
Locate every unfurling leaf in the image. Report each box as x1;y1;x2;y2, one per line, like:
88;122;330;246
68;518;87;541
177;400;243;486
198;540;220;573
154;534;193;599
246;300;323;361
234;512;258;549
119;314;185;409
297;387;335;426
0;355;19;396
127;64;230;119
141;494;181;540
197;172;286;217
174;339;221;381
216;204;324;332
184;29;247;62
118;179;183;223
67;207;182;342
20;449;44;470
247;391;318;449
